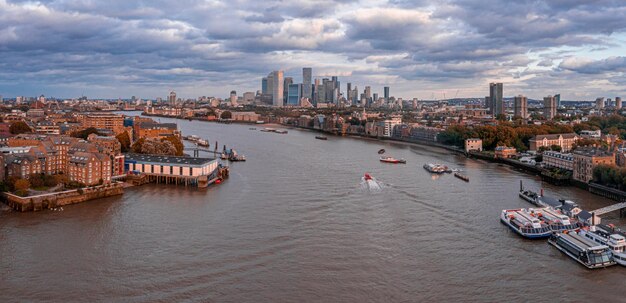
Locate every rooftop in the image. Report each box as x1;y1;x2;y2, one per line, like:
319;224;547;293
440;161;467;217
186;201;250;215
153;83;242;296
124;153;215;166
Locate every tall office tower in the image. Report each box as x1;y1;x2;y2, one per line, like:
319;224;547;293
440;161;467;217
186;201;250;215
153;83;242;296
321;78;330;102
168;91;177;107
489;83;504;116
554;94;561;107
313;78;320;106
365;86;371;100
513;95;528;119
384;86;390;101
543;95;557;120
347;82;351;96
333;87;339;104
616;97;622;109
272;70;284;107
302;68;312;100
230;90;238;106
261;77;268;95
373;93;379;102
287;84;301;106
283;77;293;103
485;96;491;111
267;72;275;97
596;97;605;110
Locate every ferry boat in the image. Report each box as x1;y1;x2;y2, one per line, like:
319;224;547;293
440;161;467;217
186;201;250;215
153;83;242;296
197;139;209;147
500;208;552;239
579;225;626;266
275;129;288;134
548;232;615;269
380;156;406;164
260;128;275;132
315;136;328;140
537;207;579;232
423;163;446;174
607;234;626;266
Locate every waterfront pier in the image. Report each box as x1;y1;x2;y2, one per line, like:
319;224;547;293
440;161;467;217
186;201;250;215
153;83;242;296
124;154;226;188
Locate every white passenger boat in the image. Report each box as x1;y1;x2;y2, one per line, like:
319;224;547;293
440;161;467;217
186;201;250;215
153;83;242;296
500;208;552;239
579;225;626;266
548;232;616;269
537;207;579;232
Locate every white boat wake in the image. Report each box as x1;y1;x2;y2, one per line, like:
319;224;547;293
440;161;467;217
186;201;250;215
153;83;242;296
360;176;385;193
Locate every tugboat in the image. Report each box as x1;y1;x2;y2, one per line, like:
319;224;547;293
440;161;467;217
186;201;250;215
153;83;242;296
500;208;552;239
380;156;406;164
315;135;328;140
454;172;469;182
548;231;616;269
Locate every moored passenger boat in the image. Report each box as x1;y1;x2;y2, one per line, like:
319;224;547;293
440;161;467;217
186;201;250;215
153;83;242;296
548;232;616;269
579;225;626;266
500;208;552;239
606;234;626;266
538;207;579;232
315;135;328;140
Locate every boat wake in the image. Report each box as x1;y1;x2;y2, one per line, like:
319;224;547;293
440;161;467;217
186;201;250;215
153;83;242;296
360;176;386;193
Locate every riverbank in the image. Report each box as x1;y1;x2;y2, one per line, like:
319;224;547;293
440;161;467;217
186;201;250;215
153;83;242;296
2;183;124;212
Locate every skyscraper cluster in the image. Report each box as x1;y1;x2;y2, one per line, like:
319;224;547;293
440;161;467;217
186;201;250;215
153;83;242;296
260;68;391;107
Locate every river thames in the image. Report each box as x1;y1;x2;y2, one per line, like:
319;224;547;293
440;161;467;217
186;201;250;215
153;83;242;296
1;114;625;302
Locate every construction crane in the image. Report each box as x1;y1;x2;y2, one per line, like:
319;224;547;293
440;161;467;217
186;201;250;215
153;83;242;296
455;89;460;98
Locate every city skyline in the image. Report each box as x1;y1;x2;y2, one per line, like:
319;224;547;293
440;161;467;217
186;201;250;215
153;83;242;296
1;1;626;100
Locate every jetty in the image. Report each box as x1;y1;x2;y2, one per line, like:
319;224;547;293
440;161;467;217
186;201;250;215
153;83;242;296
591;202;626;217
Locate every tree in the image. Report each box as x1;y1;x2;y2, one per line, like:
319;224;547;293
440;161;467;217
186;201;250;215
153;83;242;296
116;131;131;153
71;127;102;139
161;136;184;156
550;145;562;152
13;178;31;195
220;111;232;119
9;121;32;134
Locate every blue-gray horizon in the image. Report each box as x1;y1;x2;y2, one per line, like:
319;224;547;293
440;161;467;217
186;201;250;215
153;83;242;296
1;0;625;100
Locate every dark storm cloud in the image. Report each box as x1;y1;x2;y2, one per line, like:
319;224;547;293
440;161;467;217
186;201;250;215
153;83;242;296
1;0;626;99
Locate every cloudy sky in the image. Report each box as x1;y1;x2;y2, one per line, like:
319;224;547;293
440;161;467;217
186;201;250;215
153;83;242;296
1;0;626;100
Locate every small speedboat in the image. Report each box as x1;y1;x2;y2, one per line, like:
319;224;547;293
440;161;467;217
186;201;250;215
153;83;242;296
378;149;386;154
315;135;328;140
364;173;373;181
380;156;406;164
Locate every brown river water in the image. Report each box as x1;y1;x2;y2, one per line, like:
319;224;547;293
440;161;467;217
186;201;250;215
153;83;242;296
1;113;625;302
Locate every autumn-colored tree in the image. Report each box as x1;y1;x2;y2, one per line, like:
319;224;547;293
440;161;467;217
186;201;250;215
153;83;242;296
116;131;131;152
161;136;184;156
220;111;232;119
9;121;32;134
71;127;102;139
13;178;31;195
